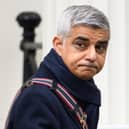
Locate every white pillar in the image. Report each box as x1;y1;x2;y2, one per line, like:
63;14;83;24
125;0;129;124
108;0;127;124
42;0;56;56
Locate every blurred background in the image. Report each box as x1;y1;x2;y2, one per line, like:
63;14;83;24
0;0;129;129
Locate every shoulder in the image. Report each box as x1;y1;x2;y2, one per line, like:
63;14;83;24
18;84;59;106
10;84;62;119
7;85;62;129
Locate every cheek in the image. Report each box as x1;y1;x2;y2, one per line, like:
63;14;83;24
61;44;81;66
64;54;77;65
62;53;81;69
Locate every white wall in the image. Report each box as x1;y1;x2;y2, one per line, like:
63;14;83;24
0;0;42;129
0;0;129;129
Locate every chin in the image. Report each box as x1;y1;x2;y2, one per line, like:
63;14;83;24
71;70;96;80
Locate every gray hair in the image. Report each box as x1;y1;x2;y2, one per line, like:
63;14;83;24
57;5;110;38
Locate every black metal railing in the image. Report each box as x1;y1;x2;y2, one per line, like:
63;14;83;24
16;12;42;83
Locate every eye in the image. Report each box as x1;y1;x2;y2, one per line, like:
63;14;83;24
73;39;89;50
95;41;108;54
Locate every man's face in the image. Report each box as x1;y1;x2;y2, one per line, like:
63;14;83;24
53;25;110;80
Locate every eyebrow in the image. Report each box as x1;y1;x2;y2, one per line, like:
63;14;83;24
97;40;109;45
75;36;89;41
75;36;109;45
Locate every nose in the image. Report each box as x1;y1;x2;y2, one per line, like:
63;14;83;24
85;46;97;62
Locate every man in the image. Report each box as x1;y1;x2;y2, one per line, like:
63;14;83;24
5;5;110;129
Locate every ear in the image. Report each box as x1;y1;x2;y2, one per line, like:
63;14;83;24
52;36;63;56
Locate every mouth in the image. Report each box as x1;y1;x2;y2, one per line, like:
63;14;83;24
79;64;98;71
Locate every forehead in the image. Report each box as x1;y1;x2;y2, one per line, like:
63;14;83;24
68;25;110;41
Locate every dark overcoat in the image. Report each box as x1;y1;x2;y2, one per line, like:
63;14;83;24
6;49;101;129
